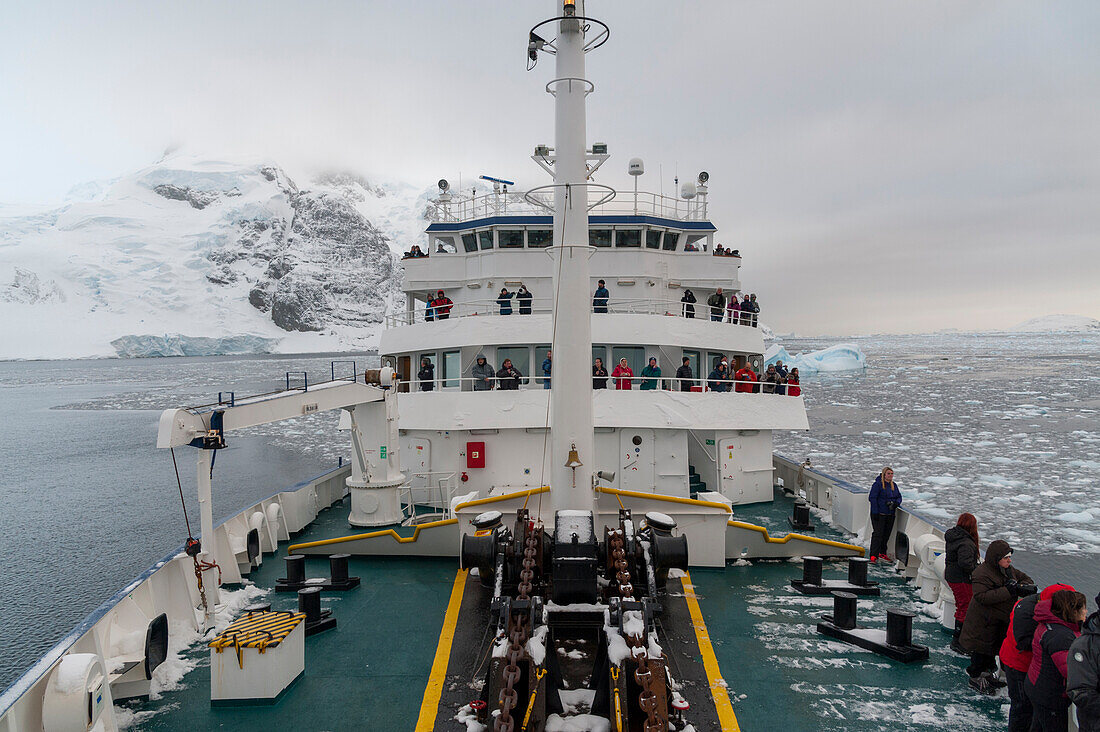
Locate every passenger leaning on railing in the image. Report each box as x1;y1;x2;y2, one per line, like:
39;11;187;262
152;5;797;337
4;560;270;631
787;368;801;396
739;294;752;326
593;280;609;313
761;364;782;394
517;285;533;315
496;359;524;390
497;288;513;315
774;361;788;395
707;362;730;392
472;354;495;391
734;364;757;393
592;358;608;389
432;290;453;319
542;351;552;389
749;294;760;327
680;289;696;319
676;357;694;391
640;357;661;390
611;358;633;390
726;295;740;324
418;357;435;392
707;288;725;322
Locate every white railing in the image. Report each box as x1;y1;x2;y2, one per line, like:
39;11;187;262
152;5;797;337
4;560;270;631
384;297;763;328
399;471;458;521
398;375;802;396
425;188;709;223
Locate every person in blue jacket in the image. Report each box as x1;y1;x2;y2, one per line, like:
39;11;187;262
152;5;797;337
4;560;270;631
497;287;513;315
542;350;552;389
868;467;902;561
707;363;730;392
592;280;610;313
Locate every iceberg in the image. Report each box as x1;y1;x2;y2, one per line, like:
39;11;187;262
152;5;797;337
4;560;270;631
764;343;866;374
110;333;280;358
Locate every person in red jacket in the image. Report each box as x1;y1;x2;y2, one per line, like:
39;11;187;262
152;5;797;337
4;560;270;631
1027;590;1087;732
611;358;634;390
1001;583;1077;732
734;365;756;393
433;290;453;319
786;367;801;397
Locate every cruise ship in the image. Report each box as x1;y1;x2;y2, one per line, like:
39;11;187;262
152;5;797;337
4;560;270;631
0;3;1057;731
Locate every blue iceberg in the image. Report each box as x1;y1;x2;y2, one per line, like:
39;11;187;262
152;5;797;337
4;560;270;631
764;343;866;374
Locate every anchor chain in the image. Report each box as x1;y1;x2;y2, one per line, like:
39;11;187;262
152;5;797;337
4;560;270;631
496;523;541;732
609;529;664;732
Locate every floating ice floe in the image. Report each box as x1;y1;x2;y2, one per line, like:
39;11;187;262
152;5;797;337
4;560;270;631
764;343;866;374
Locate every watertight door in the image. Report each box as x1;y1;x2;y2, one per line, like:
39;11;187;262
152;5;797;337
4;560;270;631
718;437;740;499
620;429;655;493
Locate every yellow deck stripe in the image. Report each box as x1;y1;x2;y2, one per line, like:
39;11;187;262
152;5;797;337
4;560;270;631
682;573;740;731
288;518;458;552
726;519;865;555
415;569;468;731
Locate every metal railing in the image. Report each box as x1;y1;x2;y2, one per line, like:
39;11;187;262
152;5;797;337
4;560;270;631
398;375;802;396
425;188;709;223
399;470;458;521
385;297;762;328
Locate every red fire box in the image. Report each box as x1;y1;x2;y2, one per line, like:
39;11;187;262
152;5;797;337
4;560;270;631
466;441;486;469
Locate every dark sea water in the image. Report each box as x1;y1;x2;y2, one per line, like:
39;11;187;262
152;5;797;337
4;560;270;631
1;335;1098;693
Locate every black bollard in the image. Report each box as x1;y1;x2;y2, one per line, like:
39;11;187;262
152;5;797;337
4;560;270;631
330;554;350;583
802;556;823;586
885;608;915;647
788;501;815;532
848;557;869;587
298;586;336;636
832;592;858;630
285;555;305;583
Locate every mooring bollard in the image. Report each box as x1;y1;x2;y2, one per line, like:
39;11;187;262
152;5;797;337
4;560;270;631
848;557;869;587
885;608;916;647
831;591;858;630
298;587;322;622
330;554;350;583
793;502;810;527
283;555;305;585
802;556;823;586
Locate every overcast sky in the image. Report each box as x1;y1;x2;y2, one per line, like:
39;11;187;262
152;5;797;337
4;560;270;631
2;1;1098;335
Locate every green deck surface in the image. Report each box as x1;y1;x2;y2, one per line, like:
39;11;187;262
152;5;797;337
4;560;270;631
122;493;1007;731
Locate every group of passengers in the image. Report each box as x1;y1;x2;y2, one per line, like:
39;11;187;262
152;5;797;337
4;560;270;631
712;244;741;257
679;288;760;326
423;290;453;321
866;471;1099;731
497;285;534;315
402;245;428;260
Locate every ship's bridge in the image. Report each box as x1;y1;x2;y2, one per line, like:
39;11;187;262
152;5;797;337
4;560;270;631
396;186;746;329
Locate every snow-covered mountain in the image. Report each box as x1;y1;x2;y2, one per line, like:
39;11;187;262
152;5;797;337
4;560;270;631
1010;314;1100;334
0;155;434;359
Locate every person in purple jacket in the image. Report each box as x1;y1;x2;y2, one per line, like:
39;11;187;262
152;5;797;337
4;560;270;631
868;467;902;561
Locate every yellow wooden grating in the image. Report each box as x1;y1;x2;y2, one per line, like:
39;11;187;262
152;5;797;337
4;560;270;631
209;611;306;667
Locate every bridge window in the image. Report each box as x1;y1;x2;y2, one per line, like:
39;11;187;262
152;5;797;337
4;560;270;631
435;236;457;253
612;346;645;377
499;230;524;249
663;231;680;251
528;230;552;248
442;350;460;388
685;234;706;252
478;230;494;250
590;229;612;248
615;229;641;248
645;230;662;249
462;233;478;253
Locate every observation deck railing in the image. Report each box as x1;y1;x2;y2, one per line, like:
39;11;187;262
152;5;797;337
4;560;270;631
385;297;761;328
397;375;798;395
425;188;709;223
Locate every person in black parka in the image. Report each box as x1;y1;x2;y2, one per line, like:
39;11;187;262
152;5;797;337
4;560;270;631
681;289;696;319
417;357;434;392
960;539;1036;692
1068;592;1100;732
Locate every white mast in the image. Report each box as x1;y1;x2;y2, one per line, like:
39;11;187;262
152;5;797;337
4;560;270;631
548;0;596;517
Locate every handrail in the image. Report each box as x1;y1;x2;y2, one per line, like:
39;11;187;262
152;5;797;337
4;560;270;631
726;519;865;555
400;470;458;520
287;518;459;553
425;187;710;223
385;296;762;328
398;373;800;395
594;485;732;513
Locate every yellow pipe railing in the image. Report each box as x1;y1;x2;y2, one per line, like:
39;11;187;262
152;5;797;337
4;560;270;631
287;518;458;553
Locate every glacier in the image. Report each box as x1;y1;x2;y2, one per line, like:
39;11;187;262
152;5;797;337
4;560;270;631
109;333;280;358
0;154;433;360
764;343;867;374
